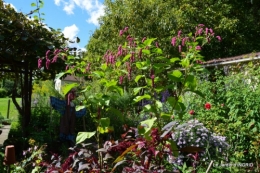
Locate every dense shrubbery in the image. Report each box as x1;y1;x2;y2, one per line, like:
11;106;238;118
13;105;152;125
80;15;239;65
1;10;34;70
0;88;7;98
184;65;260;172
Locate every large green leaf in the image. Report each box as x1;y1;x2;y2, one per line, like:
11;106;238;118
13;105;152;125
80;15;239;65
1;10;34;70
168;70;183;82
107;108;123;121
138;117;157;135
55;72;66;80
133;86;145;95
184;75;197;91
168;141;179;157
143;38;157;46
76;131;96;144
100;117;110;127
135;75;145;83
133;94;151;102
63;83;79;95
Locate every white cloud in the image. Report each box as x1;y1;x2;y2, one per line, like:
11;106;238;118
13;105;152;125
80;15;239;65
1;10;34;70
63;24;79;40
53;0;105;26
3;3;17;11
54;0;62;6
63;1;75;15
62;24;86;51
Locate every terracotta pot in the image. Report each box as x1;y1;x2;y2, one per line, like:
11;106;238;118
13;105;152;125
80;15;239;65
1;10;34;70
3;145;16;165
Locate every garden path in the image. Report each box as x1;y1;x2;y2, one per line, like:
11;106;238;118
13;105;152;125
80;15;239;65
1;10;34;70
0;125;11;147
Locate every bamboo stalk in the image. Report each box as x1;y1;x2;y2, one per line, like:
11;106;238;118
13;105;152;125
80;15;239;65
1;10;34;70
206;161;214;173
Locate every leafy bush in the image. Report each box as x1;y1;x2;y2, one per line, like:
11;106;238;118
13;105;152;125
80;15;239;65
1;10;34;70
2;79;21;97
0;88;7;98
185;66;260;172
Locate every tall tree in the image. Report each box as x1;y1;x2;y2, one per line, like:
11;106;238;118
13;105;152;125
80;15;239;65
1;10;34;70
86;0;260;60
0;0;67;135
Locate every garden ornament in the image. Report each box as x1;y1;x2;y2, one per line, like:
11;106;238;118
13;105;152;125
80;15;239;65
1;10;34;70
4;145;16;165
50;88;86;146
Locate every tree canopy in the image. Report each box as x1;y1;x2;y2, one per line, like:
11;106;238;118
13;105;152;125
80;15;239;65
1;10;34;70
86;0;260;60
0;0;69;135
0;0;67;79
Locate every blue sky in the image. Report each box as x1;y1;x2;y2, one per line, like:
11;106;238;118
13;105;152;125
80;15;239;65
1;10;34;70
4;0;105;51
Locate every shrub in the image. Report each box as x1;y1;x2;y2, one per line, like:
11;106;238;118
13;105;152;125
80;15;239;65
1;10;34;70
0;88;7;98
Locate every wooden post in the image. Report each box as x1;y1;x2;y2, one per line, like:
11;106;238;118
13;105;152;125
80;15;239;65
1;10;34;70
7;99;10;119
4;145;16;173
82;116;86;131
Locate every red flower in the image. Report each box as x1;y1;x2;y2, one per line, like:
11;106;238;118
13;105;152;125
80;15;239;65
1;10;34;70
189;110;195;115
204;102;211;110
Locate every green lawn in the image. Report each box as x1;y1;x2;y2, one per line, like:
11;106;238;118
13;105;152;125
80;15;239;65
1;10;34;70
0;98;21;121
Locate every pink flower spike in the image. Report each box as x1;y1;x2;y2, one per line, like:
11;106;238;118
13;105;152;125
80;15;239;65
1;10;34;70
198;28;203;35
178;30;182;37
119;30;124;36
205;28;208;35
178;45;182;53
182;38;186;46
45;50;50;57
155;42;159;48
45;58;51;69
196;46;201;50
54;49;60;54
117;45;123;56
66;65;69;70
51;55;58;63
216;36;222;42
198;24;204;27
124;27;128;31
209;28;213;34
38;58;42;68
171;37;176;46
142;37;146;42
119;76;124;84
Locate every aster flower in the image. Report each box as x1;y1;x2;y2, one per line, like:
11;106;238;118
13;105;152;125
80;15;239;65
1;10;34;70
204;102;211;110
189;110;195;115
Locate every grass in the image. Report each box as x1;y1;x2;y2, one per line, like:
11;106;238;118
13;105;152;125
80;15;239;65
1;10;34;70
0;98;21;121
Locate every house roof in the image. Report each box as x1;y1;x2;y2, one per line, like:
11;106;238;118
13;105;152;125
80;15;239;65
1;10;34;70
203;52;260;67
62;75;83;82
